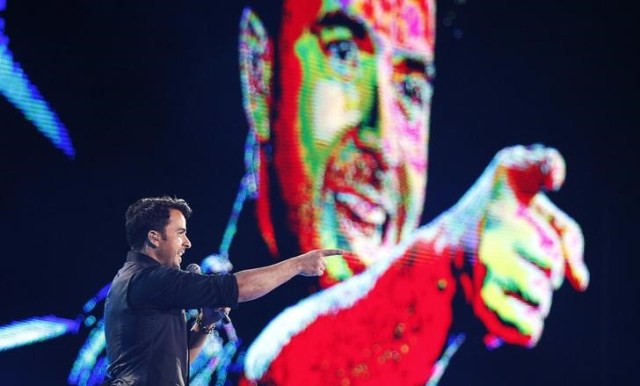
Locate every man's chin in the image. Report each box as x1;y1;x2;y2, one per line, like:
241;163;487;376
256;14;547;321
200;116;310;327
335;213;393;263
340;229;384;265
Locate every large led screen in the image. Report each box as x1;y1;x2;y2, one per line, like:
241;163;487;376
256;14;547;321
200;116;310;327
0;0;635;385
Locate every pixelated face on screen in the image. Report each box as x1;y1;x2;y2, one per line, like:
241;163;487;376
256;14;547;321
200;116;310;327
268;0;435;272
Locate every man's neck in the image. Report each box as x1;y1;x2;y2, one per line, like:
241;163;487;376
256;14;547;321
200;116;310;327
135;247;164;266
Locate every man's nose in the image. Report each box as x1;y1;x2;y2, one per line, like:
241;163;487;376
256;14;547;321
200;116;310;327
358;67;401;169
183;236;192;249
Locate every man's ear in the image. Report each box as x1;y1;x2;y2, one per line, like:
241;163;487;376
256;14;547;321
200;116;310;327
147;230;160;248
239;8;280;257
239;7;273;143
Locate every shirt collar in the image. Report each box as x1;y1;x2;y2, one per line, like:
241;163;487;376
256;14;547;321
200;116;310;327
126;250;160;266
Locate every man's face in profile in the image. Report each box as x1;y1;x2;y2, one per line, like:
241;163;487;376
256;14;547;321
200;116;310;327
271;0;435;271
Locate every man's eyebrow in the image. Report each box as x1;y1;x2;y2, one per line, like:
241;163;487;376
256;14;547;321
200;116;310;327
404;57;428;73
314;11;368;40
396;55;434;78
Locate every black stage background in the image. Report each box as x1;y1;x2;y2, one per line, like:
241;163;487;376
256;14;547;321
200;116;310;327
1;0;637;384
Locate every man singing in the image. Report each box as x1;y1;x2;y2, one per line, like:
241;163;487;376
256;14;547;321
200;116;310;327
103;196;342;385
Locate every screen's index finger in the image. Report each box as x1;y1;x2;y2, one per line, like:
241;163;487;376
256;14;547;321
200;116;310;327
498;145;566;205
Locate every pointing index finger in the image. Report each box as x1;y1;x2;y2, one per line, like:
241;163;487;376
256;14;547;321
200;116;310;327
318;249;346;257
498;145;566;204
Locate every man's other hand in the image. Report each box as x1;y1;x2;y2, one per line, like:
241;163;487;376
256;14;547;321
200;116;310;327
445;145;589;347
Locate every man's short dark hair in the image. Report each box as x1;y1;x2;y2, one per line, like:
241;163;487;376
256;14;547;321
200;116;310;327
125;196;193;250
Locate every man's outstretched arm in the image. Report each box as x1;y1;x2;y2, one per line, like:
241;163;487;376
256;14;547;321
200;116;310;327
235;249;343;302
189;249;343;361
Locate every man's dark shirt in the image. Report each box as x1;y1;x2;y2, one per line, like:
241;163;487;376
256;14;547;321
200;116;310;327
104;251;238;385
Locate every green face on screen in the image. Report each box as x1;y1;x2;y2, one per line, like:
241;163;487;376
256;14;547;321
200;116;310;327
264;0;435;280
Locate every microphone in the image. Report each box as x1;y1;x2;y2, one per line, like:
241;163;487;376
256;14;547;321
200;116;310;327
185;263;201;275
185;263;231;325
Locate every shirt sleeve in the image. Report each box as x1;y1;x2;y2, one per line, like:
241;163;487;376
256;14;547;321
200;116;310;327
127;265;239;310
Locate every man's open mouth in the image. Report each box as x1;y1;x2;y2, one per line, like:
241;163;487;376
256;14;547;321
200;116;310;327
322;130;401;247
335;191;385;224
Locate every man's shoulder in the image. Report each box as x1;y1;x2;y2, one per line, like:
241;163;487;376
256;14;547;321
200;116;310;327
112;258;161;286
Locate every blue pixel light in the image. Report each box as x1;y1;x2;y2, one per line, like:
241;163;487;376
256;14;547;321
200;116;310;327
82;284;111;313
0;315;80;352
0;9;76;158
67;319;108;386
